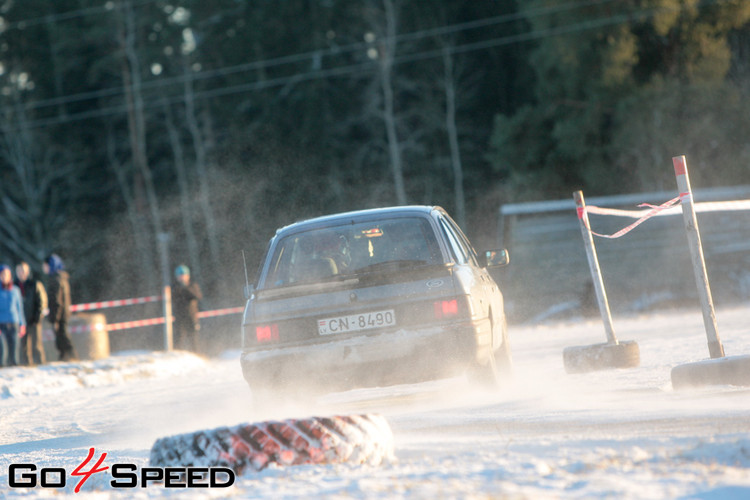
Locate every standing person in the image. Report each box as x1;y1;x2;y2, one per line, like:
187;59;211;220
0;264;25;367
44;254;77;362
15;262;48;366
172;265;202;353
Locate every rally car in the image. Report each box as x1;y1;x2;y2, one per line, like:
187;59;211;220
240;206;511;395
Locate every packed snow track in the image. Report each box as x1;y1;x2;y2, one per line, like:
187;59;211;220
1;307;749;498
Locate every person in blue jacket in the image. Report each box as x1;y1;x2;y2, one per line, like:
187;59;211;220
0;263;25;367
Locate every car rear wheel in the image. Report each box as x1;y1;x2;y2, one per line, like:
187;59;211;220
495;317;513;379
467;317;512;389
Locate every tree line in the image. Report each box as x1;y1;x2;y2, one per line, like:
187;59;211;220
0;0;748;307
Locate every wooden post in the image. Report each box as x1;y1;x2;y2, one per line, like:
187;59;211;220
574;191;618;345
158;232;173;351
672;156;724;358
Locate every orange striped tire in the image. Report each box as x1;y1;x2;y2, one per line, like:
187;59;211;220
149;414;394;474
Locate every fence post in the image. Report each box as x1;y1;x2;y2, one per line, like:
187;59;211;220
574;190;618;345
672;156;724;359
158;232;173;351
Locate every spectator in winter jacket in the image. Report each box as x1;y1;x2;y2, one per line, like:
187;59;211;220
15;261;48;366
44;254;77;362
0;263;25;367
172;265;203;353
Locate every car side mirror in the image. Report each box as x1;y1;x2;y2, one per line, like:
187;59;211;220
243;284;256;300
482;249;510;268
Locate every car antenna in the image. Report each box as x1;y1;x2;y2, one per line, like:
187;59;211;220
242;250;251;298
242;250;249;285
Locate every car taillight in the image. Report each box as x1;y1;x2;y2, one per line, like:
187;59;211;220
434;299;459;319
256;324;280;342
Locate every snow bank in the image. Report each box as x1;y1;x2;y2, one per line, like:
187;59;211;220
0;351;208;399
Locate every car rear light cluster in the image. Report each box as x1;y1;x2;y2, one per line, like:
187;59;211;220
255;324;280;342
434;299;459;319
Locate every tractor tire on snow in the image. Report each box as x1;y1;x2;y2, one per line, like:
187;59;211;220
563;340;640;374
149;414;394;474
671;354;750;389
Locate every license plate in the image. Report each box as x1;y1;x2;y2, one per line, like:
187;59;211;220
318;309;396;335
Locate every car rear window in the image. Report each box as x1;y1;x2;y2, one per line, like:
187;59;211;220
264;217;443;288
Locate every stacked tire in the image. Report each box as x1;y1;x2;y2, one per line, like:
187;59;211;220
150;414;394;474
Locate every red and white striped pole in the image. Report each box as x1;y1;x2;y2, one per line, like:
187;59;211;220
673;155;724;358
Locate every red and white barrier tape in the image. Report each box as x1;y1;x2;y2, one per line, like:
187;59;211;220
70;295;162;312
581;197;750;239
42;323;107;341
107;316;167;331
108;306;244;331
198;306;244;319
69;297;244;319
42;318;164;339
585;199;750;219
579;195;681;239
39;305;244;339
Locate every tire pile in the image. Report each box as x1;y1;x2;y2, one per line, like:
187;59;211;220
150;414;394;474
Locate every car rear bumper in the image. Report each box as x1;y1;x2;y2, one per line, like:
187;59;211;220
240;317;493;390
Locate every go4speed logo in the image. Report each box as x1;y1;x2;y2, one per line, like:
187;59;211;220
8;448;235;493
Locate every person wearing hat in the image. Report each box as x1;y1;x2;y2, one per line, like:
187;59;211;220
0;263;25;367
172;265;203;353
44;254;77;362
15;261;48;366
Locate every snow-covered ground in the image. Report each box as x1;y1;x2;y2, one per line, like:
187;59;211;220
1;306;750;499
